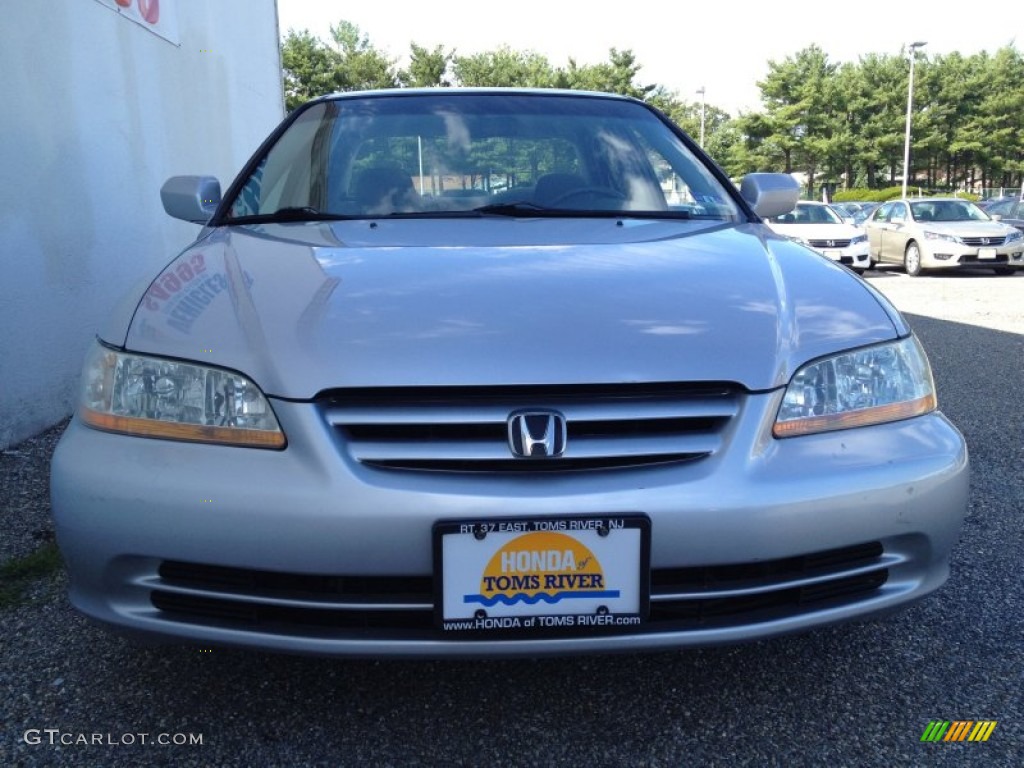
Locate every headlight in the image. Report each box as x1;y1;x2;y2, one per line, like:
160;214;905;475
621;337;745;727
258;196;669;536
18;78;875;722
78;341;286;448
923;230;962;244
774;336;936;437
849;233;867;245
1005;229;1023;244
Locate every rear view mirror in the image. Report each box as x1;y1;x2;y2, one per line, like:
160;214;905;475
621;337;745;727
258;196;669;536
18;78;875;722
740;173;801;219
161;176;221;223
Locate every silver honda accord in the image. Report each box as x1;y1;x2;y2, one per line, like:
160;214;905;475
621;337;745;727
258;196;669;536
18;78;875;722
51;89;969;657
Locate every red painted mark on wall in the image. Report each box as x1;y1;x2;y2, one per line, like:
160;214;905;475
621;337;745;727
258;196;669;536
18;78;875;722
114;0;159;24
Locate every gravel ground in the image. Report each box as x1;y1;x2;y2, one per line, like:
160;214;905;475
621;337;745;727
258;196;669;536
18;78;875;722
0;420;65;565
1;269;1021;767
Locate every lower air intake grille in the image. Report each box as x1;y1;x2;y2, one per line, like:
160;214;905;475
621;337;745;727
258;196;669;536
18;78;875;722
151;542;888;638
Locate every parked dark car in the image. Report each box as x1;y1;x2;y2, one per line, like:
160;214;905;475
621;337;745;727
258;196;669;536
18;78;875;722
852;203;881;226
980;197;1024;233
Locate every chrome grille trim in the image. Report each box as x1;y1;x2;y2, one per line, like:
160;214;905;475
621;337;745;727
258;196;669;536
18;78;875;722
649;553;902;602
319;384;742;473
139;577;431;611
808;238;851;248
962;236;1006;247
150;542;889;636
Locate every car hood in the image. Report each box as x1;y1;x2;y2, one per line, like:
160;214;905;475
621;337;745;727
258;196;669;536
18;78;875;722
112;219;902;397
767;223;863;240
915;220;1018;238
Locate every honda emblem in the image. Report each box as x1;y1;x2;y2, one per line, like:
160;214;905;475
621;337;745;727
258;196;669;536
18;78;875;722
507;410;567;458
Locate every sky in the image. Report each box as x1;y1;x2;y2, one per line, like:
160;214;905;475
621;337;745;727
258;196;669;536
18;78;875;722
275;0;1019;116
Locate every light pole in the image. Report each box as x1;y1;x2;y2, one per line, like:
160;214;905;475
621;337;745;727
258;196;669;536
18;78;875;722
696;86;706;148
901;41;927;198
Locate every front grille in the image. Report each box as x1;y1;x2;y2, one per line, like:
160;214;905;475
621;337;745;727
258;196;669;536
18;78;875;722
319;383;741;473
151;542;890;638
962;236;1006;247
153;561;434;635
961;253;1009;264
648;541;887;626
808;239;851;248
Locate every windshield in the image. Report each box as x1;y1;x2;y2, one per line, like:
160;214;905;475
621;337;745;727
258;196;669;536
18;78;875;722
768;203;842;225
223;92;742;222
909;200;989;222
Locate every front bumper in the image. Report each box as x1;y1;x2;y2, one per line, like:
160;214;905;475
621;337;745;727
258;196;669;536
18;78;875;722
922;241;1024;269
807;242;871;270
51;393;969;658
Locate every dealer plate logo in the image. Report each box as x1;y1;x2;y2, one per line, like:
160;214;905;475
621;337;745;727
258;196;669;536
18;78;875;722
465;531;618;608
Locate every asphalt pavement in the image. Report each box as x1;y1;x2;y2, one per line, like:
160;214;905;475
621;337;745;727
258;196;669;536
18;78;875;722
1;267;1021;767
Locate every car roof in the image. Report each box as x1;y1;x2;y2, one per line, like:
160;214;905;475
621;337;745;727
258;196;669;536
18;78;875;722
309;87;641;104
897;197;975;203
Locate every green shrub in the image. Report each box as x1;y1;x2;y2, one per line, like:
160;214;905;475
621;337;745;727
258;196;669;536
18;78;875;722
832;186;979;203
833;187;904;202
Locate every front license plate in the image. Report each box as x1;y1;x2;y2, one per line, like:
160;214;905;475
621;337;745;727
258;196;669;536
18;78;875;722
823;249;842;260
434;516;650;634
978;247;997;260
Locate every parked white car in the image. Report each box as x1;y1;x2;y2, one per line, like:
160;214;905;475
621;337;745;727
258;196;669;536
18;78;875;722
767;201;871;272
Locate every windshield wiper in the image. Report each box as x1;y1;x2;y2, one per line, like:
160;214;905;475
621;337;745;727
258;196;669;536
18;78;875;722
473;201;696;220
228;207;357;224
473;201;637;218
473;201;558;217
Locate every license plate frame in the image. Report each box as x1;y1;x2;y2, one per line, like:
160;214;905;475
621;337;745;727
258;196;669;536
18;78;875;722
978;247;997;260
433;515;650;634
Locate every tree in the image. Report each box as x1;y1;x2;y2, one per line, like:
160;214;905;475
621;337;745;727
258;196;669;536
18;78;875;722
731;111;784;175
278;25;1023;193
399;43;454;87
757;45;839;194
965;47;1024;190
280;21;397;111
845;53;906;188
281;30;341;111
328;21;398;91
648;88;738;168
823;63;860;190
453;47;556;87
555;49;655;99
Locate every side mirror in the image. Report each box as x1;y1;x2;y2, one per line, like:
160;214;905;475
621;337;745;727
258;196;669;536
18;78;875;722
740;173;801;219
161;176;221;223
990;214;1002;221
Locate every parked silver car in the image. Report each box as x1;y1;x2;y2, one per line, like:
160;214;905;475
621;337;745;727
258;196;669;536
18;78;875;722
864;197;1024;275
51;89;969;658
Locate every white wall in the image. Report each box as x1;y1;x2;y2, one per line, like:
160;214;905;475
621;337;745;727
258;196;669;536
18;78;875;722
0;0;284;448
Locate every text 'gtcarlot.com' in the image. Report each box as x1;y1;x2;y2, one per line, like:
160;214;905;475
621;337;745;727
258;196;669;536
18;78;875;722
23;730;204;747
